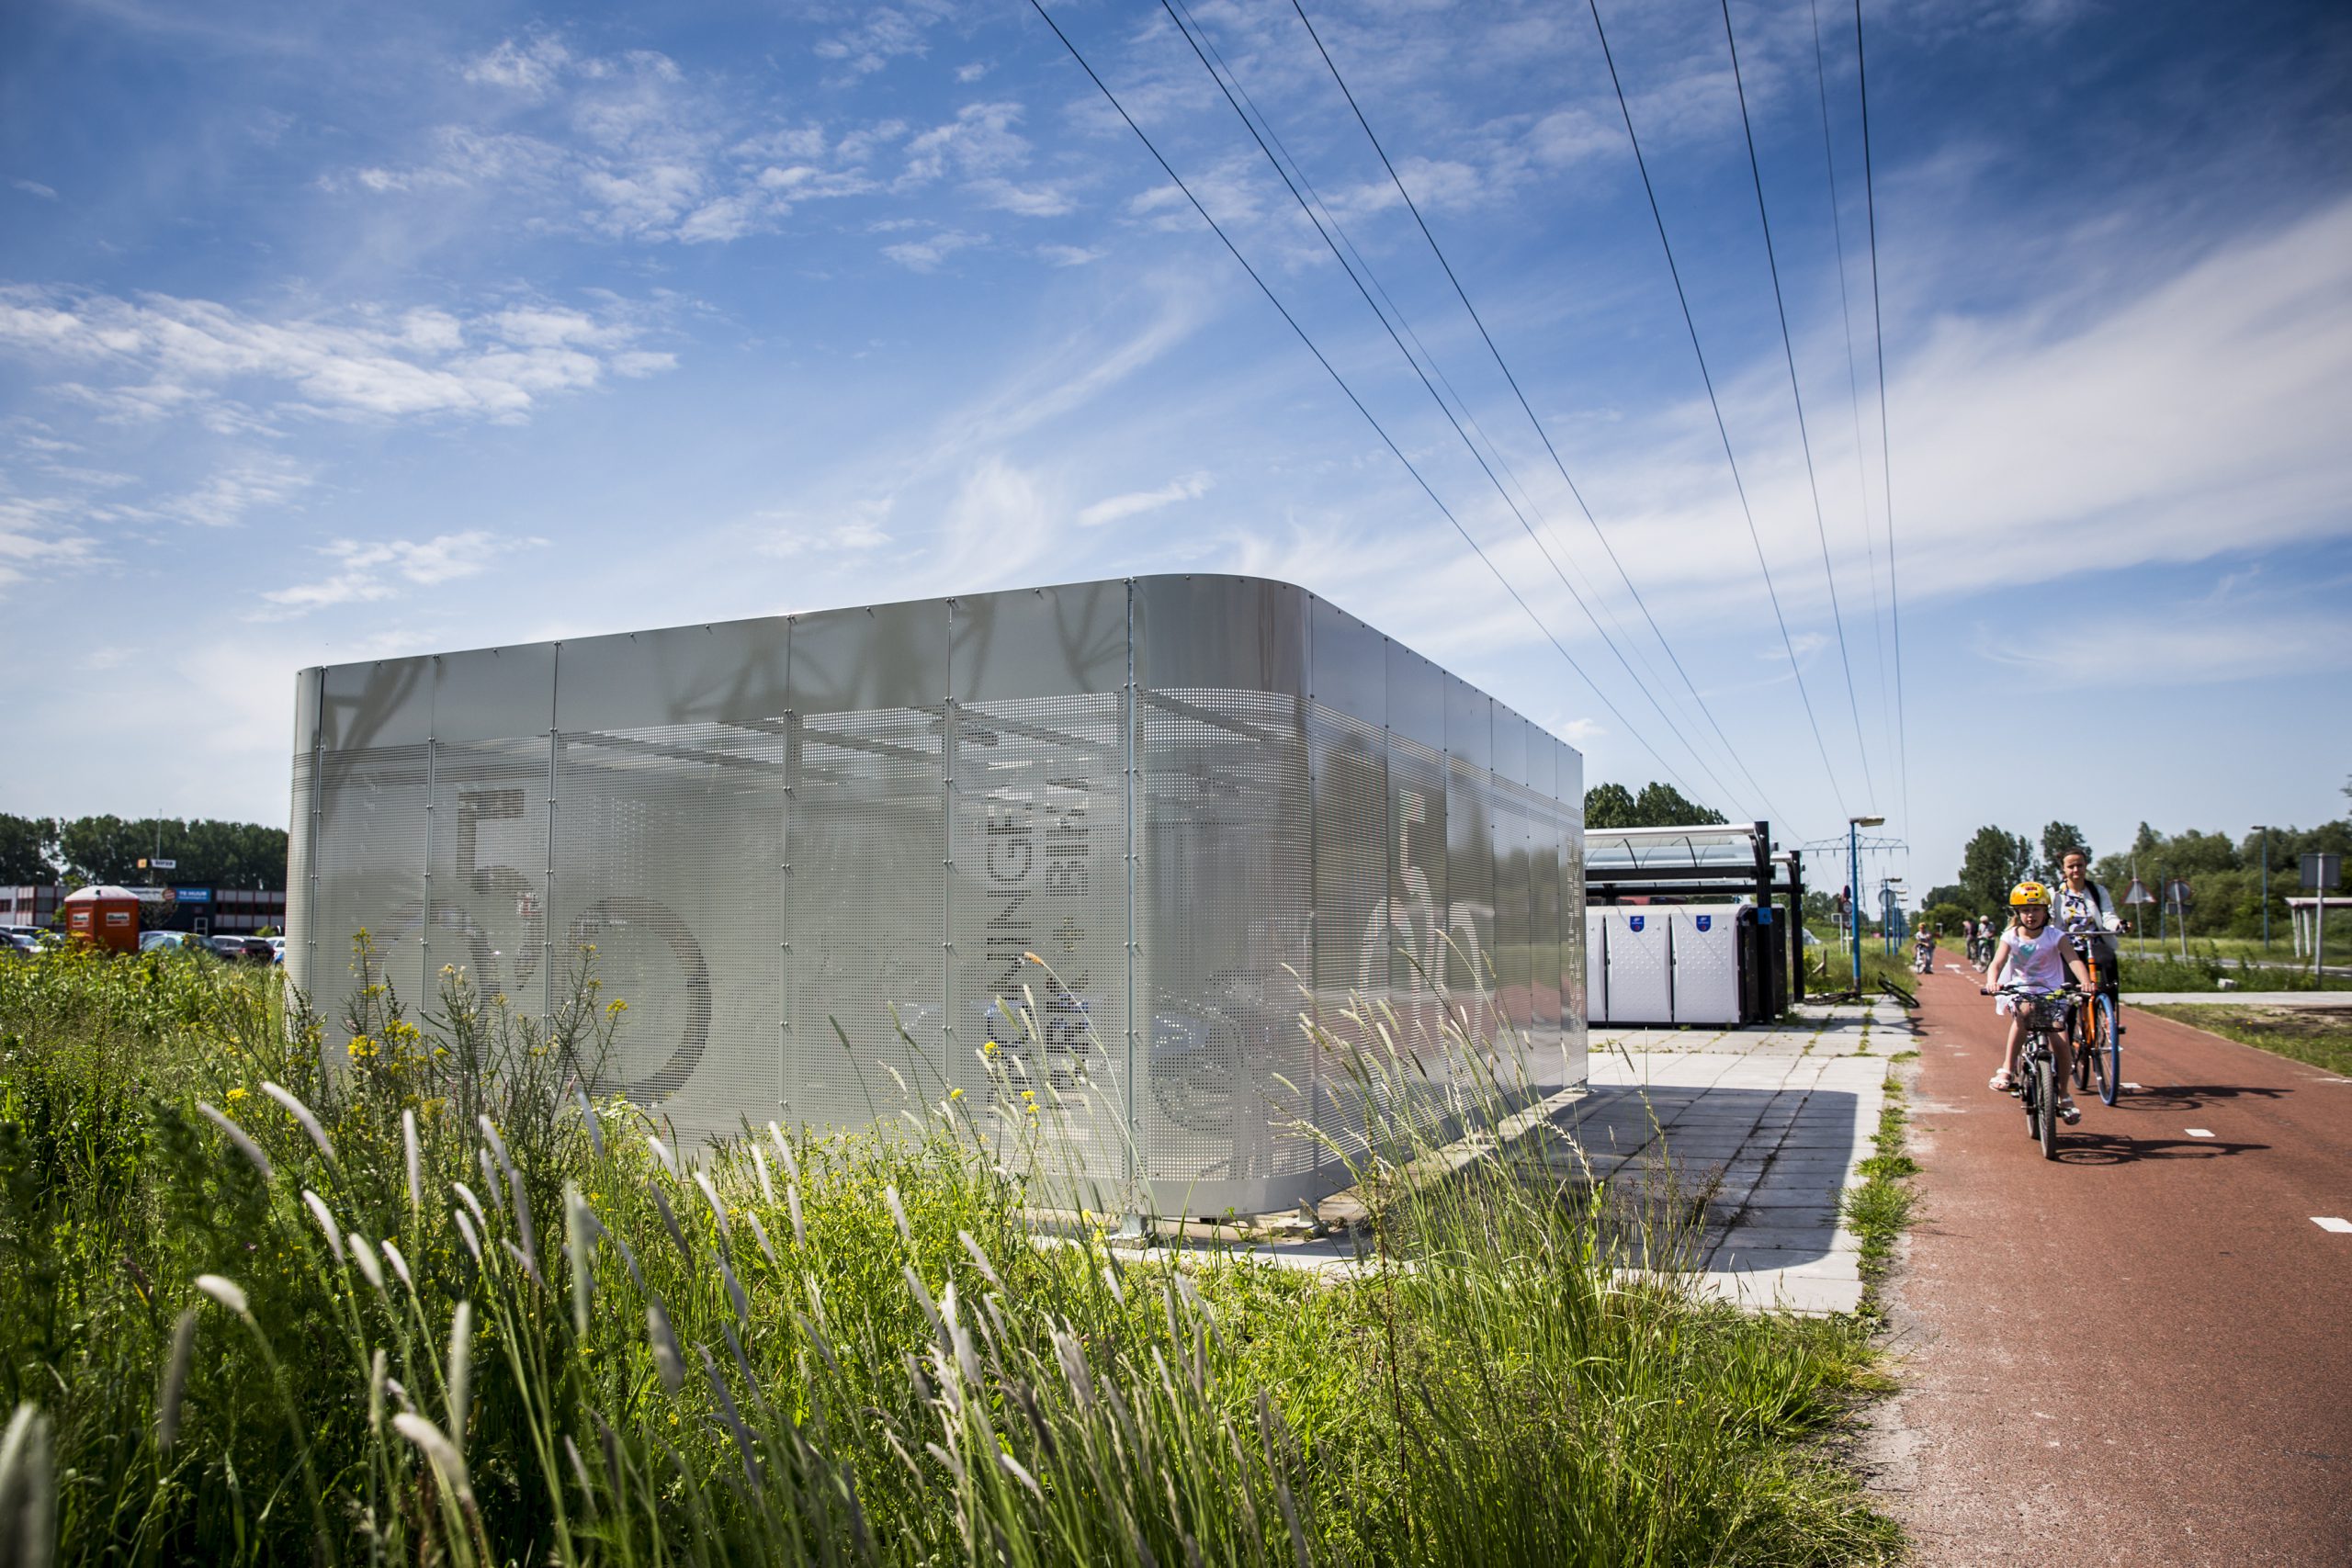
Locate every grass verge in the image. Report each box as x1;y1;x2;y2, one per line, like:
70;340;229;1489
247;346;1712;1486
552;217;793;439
0;938;1905;1565
2133;1002;2352;1076
1842;1077;1918;1311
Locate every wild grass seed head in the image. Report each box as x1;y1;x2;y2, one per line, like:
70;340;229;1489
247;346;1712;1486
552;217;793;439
260;1081;335;1166
885;1182;912;1247
786;1182;807;1251
446;1302;473;1452
452;1181;489;1235
745;1211;778;1269
767;1120;799;1182
300;1190;345;1266
380;1238;414;1292
717;1251;751;1329
368;1348;387;1434
401;1108;422;1218
751;1145;775;1205
196;1101;275;1183
193;1274;249;1317
390;1413;472;1506
348;1235;385;1293
575;1088;605;1161
649;1182;689;1261
957;1230;1005;1293
453;1208;481;1263
692;1169;730;1241
646;1134;679;1180
156;1307;198;1452
646;1299;685;1397
564;1184;594;1339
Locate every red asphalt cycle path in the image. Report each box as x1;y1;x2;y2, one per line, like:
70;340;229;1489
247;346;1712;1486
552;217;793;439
1875;964;2352;1565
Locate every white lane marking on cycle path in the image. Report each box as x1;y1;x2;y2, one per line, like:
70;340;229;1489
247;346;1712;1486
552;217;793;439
2185;1128;2215;1138
2315;1217;2352;1234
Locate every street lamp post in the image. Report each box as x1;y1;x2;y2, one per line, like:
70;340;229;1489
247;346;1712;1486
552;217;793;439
1849;816;1883;988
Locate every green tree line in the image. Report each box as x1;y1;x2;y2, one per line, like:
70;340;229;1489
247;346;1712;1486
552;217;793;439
1583;781;1726;829
0;811;288;888
1926;780;2352;939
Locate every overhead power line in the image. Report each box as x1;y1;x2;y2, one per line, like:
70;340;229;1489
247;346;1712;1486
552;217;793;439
1156;0;1745;814
1023;0;1708;801
1285;0;1800;837
1804;0;1898;787
1718;0;1879;806
1583;0;1851;819
1854;0;1910;841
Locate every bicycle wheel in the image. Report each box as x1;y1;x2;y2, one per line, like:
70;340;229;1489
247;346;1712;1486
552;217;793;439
2036;1055;2059;1159
2021;1045;2041;1139
2097;994;2122;1106
2070;1008;2092;1090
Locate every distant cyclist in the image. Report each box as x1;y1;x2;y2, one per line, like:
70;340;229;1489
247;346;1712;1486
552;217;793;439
2052;849;2126;998
1959;914;1979;964
1985;880;2097;1122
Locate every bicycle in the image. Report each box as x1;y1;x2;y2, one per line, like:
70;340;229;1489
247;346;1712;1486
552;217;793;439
2062;922;2126;1107
1984;982;2081;1160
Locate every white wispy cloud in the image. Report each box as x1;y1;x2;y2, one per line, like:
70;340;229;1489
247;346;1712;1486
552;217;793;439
0;287;674;425
880;229;986;272
256;531;543;616
1077;472;1211;528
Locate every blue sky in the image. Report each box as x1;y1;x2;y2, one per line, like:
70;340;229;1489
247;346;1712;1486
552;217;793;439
2;0;2346;895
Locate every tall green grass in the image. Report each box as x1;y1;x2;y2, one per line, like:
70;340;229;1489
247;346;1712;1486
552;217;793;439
0;938;1897;1565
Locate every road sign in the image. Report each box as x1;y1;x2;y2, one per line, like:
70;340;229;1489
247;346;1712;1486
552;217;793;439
151;858;176;871
2124;879;2150;905
2302;852;2343;891
2165;879;2192;908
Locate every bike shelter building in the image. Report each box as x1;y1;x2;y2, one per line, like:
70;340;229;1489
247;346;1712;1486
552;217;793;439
1582;824;1803;1027
287;575;1589;1215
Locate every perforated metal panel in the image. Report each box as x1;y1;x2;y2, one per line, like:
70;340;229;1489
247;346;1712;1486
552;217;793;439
289;576;1588;1218
1584;908;1608;1024
309;744;429;1038
949;692;1128;1201
1308;704;1389;1161
427;738;550;1016
551;722;784;1145
1135;687;1313;1202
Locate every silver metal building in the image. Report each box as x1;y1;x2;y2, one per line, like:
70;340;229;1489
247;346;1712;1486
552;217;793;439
288;575;1587;1214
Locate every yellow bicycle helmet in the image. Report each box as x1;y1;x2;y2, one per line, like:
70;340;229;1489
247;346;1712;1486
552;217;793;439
2008;879;2052;908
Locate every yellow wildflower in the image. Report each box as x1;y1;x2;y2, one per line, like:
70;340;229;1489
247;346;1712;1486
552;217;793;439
948;1087;965;1101
226;1086;248;1103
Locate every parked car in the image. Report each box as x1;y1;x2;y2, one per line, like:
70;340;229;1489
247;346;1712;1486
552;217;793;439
207;934;275;963
139;931;187;952
1;932;37;957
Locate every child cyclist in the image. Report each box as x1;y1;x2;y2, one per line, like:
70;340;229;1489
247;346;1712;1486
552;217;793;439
1985;880;2096;1122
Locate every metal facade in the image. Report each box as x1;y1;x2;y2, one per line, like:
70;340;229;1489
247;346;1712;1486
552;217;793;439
288;575;1587;1214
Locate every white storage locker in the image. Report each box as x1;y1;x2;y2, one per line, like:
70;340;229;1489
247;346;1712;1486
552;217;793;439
1669;907;1742;1025
1602;908;1672;1023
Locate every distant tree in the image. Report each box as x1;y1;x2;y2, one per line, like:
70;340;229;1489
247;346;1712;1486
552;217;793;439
55;816;289;887
1583;783;1637;829
1585;781;1727;829
2038;821;2088;879
1630;783;1727;828
1960;825;2033;913
1922;883;1968;910
0;814;56;884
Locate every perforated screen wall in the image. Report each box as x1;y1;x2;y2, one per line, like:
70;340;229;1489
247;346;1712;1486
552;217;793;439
290;576;1585;1214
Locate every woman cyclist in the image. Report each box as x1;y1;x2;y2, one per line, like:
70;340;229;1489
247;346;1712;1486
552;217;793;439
1985;880;2097;1122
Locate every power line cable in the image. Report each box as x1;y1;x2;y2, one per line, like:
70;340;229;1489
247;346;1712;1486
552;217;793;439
1719;0;1878;807
1171;0;1692;759
1804;0;1898;785
1582;0;1850;819
1854;0;1909;841
1023;0;1706;800
1154;0;1742;811
1285;0;1800;836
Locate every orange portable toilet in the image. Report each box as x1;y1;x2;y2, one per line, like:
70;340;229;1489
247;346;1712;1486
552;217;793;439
62;885;141;953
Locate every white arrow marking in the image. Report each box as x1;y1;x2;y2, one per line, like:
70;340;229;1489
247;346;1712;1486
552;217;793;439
2314;1217;2352;1234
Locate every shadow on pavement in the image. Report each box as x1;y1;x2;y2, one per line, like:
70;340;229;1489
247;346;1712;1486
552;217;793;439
2104;1083;2294;1111
2052;1130;2270;1165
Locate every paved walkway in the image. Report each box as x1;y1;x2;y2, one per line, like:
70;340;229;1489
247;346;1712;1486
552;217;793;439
1197;998;1904;1314
1578;999;1902;1313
